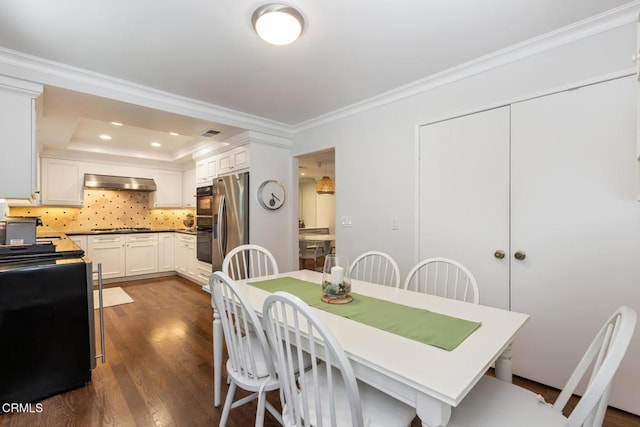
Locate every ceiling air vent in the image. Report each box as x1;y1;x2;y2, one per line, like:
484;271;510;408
201;129;221;137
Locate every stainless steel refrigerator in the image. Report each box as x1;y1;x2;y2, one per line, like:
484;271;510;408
212;172;249;272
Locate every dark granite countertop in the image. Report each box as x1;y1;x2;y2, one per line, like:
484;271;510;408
61;228;197;236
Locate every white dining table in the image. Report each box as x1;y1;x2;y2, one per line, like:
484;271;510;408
212;269;529;427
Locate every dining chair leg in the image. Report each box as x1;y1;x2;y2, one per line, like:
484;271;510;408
219;381;236;427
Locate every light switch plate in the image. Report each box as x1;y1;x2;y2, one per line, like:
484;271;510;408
340;216;353;228
391;216;399;230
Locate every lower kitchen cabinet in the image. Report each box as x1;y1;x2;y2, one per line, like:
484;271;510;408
88;233;158;279
175;234;197;280
158;232;174;272
88;234;126;279
68;235;88;253
124;234;158;276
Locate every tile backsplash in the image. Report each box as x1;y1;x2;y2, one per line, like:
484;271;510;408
10;190;195;233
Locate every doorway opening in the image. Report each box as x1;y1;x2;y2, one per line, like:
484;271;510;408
297;149;335;270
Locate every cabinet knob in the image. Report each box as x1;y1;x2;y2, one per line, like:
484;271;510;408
494;250;505;259
514;250;526;260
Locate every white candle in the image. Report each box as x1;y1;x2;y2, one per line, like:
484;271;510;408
331;266;344;285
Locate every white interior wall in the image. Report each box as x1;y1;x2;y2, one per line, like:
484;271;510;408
246;135;295;272
292;23;636;279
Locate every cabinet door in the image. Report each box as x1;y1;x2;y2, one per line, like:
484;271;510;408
218;146;250;175
152;170;182;208
125;234;158;276
41;158;83;206
510;76;640;411
182;169;196;208
88;235;126;279
158;233;175;272
69;235;88;253
419;107;510;310
0;90;35;199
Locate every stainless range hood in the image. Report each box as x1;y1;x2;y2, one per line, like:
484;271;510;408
83;174;157;192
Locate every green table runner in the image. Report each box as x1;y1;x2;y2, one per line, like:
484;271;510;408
249;277;481;351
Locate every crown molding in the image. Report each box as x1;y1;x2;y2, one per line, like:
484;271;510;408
294;1;640;132
0;47;294;137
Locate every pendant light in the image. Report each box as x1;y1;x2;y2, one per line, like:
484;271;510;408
316;161;335;194
251;4;305;46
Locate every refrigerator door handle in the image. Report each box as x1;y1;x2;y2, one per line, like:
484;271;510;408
218;195;226;260
94;263;106;364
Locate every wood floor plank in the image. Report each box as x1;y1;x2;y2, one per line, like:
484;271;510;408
0;275;638;426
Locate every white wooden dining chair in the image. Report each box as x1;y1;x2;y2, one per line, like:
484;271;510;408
403;257;480;304
210;272;283;427
298;240;325;271
349;251;401;287
223;244;279;280
262;291;416;427
447;305;636;427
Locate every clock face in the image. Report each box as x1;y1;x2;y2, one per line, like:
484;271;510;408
258;180;285;210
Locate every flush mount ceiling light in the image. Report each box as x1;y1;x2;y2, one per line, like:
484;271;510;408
251;3;304;46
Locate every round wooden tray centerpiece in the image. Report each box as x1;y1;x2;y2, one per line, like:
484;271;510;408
321;255;352;304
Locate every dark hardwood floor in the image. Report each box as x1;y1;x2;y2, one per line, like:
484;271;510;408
1;276;638;426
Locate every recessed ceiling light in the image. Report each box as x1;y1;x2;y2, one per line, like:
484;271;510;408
252;4;304;46
99;134;112;140
111;121;123;126
169;132;179;136
150;142;161;147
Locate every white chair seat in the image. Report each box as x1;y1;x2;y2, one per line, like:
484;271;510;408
448;375;566;427
448;306;636;427
293;366;416;427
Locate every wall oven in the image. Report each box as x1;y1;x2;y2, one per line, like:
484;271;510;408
197;185;214;216
196;185;214;263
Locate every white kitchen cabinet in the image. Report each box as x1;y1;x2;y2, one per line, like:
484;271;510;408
0;77;42;200
150;170;182;208
88;233;159;279
195;157;217;185
69;235;88;253
158;232;175;272
125;233;158;276
217;145;250;176
40;158;83;206
182;169;196;207
175;233;197;280
196;260;212;286
88;234;126;280
418;76;639;412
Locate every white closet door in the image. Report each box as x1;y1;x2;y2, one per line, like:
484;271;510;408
511;76;640;412
419;106;510;309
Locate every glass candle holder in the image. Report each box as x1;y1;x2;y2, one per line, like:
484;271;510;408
322;255;351;299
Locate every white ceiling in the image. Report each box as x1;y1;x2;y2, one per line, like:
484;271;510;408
0;0;634;161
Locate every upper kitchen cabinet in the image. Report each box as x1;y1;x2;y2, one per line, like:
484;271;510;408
0;76;43;200
182;169;196;208
150;169;182;208
41;158;83;206
217;145;250;176
195;157;216;185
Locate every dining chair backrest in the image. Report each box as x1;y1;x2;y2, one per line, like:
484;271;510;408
403;257;480;304
349;251;400;287
559;306;636;427
210;271;278;387
222;244;279;280
262;291;365;427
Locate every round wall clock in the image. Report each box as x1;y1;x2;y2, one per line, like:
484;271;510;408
257;180;285;210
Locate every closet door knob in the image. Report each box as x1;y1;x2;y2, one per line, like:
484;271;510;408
514;251;526;260
494;250;505;259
